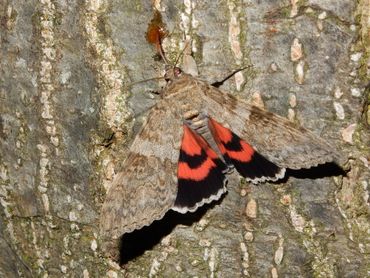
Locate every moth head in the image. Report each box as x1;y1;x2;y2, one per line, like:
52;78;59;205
164;66;183;82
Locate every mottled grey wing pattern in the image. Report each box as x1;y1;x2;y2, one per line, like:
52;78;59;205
100;99;182;239
200;82;342;169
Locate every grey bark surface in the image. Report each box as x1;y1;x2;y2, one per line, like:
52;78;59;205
0;0;369;277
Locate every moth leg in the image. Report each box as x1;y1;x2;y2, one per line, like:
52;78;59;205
211;66;250;88
148;90;161;95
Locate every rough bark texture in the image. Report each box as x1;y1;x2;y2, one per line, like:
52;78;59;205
0;0;369;277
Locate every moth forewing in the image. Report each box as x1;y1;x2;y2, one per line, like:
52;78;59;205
200;82;343;169
99;101;182;239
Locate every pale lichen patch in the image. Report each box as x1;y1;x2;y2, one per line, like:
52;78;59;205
280;194;292;206
274;237;284;265
250;92;265;109
153;0;164;12
3;4;17;30
38;0;60;156
69;211;78;222
102;159;115;192
290;38;303;62
90;238;97;252
318;11;327;20
295;60;305;84
334;87;343;99
350;52;362;62
0;164;14;220
240;188;248;196
107;259;121;270
316;19;324;32
289;206;305;233
34;6;62;268
270;62;279;72
271;267;278;278
30;220;45;270
290;0;299;18
303;222;336;277
199;239;211;247
208;247;219;278
60;265;68;274
175;263;183;272
244;231;253;242
178;0;200;76
305;7;314;14
289;93;297;108
341;123;357;144
106;270;118;278
245;198;257;219
149;258;161;278
83;0;131;131
240;242;249;276
333;101;345;120
287;108;295;122
290;38;306;84
41;193;50;213
350;88;361;97
37;144;51;215
83;269;90;278
228;1;245;90
82;1;134;239
195;218;209;231
335;162;370;253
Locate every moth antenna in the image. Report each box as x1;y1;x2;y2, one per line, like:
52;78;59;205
174;40;191;68
157;44;169;65
126;76;166;87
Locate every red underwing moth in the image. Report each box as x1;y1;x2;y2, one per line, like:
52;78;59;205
99;12;343;246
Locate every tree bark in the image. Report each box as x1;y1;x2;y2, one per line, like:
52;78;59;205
0;0;369;277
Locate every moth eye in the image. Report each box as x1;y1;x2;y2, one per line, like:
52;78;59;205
174;67;182;77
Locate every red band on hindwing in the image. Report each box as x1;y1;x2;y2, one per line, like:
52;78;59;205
173;125;227;213
181;125;218;158
181;124;203;156
228;141;253;162
178;158;216;181
208;117;254;162
208;117;283;182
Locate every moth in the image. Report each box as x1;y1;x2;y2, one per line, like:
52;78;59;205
99;13;342;245
100;66;343;240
